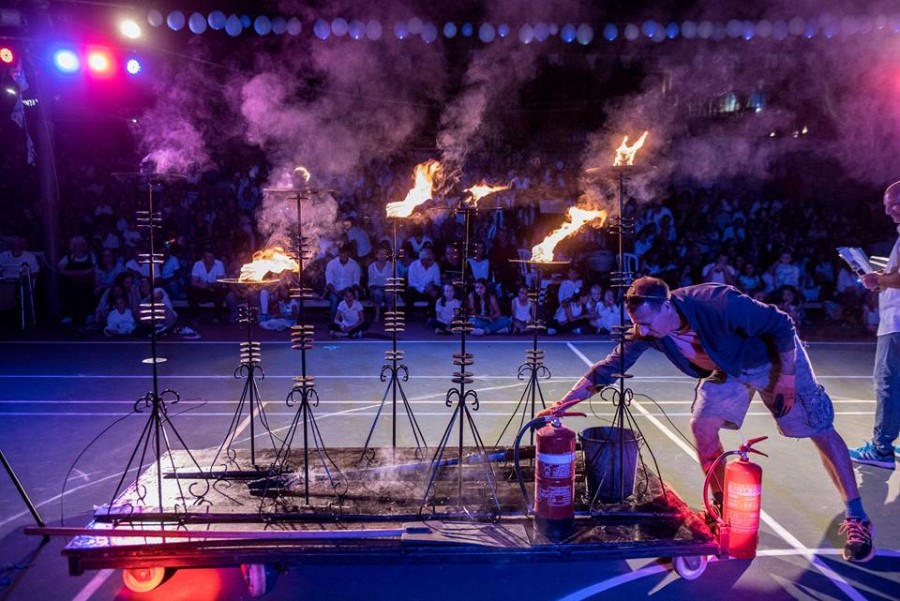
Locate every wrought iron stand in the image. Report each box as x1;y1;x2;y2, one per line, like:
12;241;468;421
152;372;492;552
210;306;279;473
104;172;208;516
360;220;427;461
264;186;344;508
420;203;501;517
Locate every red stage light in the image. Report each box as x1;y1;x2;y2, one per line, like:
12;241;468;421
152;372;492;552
86;48;115;77
0;46;14;64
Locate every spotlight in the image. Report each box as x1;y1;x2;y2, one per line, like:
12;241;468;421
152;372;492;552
120;19;142;39
53;48;80;73
126;58;142;75
86;48;115;76
1;45;16;64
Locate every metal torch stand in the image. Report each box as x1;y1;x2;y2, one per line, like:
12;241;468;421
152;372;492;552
587;167;668;510
494;264;554;447
360;220;427;462
104;172;209;517
262;187;345;510
420;204;501;518
209;306;279;475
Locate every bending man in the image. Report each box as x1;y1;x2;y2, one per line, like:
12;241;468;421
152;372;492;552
540;276;873;562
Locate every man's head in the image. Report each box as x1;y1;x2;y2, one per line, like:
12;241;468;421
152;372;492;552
338;245;350;264
885;181;900;224
8;235;26;256
625;277;680;338
420;248;435;266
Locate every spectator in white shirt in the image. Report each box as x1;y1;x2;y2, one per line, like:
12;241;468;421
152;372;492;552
367;247;392;322
702;253;737;285
0;235;40;282
324;245;362;319
188;249;228;321
405;247;441;317
329;288;368;338
104;295;136;337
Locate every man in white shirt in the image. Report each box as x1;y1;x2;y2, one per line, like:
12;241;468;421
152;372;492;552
188;250;228;321
0;235;40;281
405;247;441;317
324;245;361;319
345;217;372;261
850;181;900;470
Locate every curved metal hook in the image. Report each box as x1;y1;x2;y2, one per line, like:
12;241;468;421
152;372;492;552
445;387;460;407
463;389;480;411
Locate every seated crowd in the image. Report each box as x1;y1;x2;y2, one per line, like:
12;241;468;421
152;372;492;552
0;156;885;339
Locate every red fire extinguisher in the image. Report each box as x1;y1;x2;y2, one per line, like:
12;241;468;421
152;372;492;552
703;436;768;559
515;411;585;541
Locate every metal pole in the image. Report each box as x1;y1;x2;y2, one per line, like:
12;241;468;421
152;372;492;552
1;449;47;532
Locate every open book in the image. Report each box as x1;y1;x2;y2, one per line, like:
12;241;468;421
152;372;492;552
837;247;874;276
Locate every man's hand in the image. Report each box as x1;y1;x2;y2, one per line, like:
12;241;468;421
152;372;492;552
860;271;881;291
536;404;561;419
772;373;796;418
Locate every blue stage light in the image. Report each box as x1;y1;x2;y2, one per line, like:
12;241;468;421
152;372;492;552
53;49;80;73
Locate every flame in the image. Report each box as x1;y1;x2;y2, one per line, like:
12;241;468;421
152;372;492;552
385;160;442;218
239;247;299;282
465;181;510;206
293;166;311;183
613;131;650;166
531;207;607;263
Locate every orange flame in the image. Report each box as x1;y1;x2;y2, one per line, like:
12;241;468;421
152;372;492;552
531;207;607;263
239;247;299;282
385;160;442;218
613;131;650;166
465;181;510;206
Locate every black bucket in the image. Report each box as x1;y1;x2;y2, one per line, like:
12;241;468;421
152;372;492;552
579;426;642;503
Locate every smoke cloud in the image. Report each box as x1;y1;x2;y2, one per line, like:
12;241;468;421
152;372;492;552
133;0;900;225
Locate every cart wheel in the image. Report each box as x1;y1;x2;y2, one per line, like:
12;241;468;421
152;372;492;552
241;563;277;597
122;566;167;593
672;555;708;580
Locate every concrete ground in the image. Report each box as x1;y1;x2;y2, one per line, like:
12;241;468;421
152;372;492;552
0;317;897;600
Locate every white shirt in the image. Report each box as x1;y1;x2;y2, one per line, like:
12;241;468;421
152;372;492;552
407;260;440;293
878;232;900;336
367;261;391;288
191;259;226;284
435;297;461;324
0;250;40;280
106;307;136;334
325;256;361;291
335;299;365;328
512;297;534;322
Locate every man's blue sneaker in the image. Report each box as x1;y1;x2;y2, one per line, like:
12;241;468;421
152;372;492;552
848;441;895;470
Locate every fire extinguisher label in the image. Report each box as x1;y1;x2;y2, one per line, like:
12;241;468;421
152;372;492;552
537;452;574;478
537;484;573;507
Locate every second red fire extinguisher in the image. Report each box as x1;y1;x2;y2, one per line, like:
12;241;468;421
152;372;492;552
703;436;768;559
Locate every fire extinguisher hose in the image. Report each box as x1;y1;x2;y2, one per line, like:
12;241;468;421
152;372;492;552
513;417;551;514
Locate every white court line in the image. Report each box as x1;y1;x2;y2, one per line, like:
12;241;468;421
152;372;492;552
0;410;879;418
0;373;873;381
71;569;115;601
565;342;870;601
0;398;878;405
554;549;895;601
